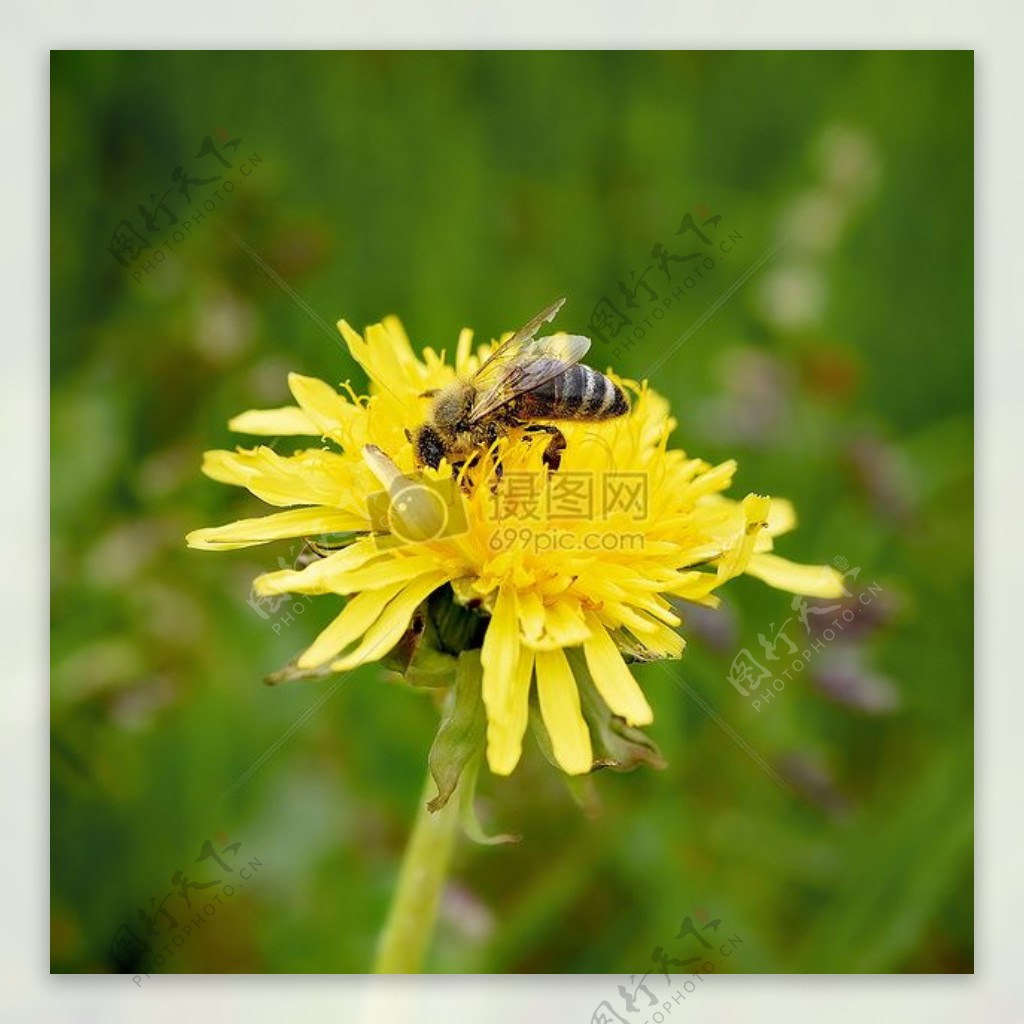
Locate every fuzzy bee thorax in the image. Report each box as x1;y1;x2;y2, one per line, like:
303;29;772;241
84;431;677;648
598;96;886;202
431;382;475;436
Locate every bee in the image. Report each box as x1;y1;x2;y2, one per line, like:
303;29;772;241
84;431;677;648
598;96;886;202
411;297;629;474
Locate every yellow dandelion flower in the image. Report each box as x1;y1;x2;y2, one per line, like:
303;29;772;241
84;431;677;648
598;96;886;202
187;306;844;781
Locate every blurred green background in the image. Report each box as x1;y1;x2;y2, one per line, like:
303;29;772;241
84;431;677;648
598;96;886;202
51;51;973;975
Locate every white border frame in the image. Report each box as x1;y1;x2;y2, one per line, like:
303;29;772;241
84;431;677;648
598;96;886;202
15;3;1019;1019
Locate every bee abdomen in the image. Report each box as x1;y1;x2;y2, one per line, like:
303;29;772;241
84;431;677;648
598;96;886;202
521;364;629;421
552;364;629;420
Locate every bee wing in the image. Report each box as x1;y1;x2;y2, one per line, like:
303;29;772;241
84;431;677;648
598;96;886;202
467;331;591;424
471;298;566;385
499;296;566;352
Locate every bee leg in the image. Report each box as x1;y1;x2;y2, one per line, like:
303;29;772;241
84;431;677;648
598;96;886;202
543;432;567;471
481;426;504;482
303;536;347;560
525;425;567;471
419;389;439;398
296;540;322;565
451;457;480;493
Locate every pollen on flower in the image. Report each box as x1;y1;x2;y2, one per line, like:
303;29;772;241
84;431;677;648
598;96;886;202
187;308;845;779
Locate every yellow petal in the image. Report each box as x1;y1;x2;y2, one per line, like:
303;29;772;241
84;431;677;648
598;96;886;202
601;600;670;637
297;582;407;668
516;590;546;645
228;406;320;436
583;615;653;725
523;599;592;651
200;447;357;508
682;460;737;503
186;507;364;551
745;553;845;597
337;319;366;360
480;584;519;724
487;646;534;777
668;570;721;603
751;498;798;553
765;498;797;537
254;538;384;595
339;319;421;398
287;373;360;438
535;647;592;775
455;327;474;373
260;552;442;597
332;555;451;595
715;493;772;582
629;614;686;658
328;570;449;671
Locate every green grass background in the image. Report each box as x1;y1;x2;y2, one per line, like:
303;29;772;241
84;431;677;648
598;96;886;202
51;51;973;974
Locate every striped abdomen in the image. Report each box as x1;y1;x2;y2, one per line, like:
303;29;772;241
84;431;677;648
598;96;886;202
518;362;629;421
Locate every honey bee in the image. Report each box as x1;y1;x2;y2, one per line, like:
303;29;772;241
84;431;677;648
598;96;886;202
411;297;629;473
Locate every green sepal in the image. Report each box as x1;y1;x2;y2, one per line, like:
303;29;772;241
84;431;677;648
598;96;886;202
426;650;487;813
570;651;667;772
387;608;459;689
526;706;598;812
427;584;488;655
423;651;519;842
458;753;520;846
384;585;487;688
264;658;334;686
528;701;559;769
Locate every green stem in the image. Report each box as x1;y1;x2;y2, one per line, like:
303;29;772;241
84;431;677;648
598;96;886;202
373;769;460;973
